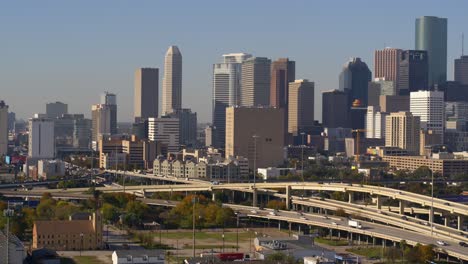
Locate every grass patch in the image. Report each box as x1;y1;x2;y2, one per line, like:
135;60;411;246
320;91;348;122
150;230;254;242
182;244;240;250
346;247;383;259
315;237;349;246
72;256;107;264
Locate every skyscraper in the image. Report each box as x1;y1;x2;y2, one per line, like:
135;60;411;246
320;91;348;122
148;117;180;153
169;109;197;147
240;57;271;107
379;95;410;113
288;79;314;136
46;101;68;119
100;92;117;135
28;118;55;159
385;112;420;155
0;101;8;155
398;50;429;95
322;90;349;128
134;68;159;121
91;104;112;142
162;46;182;116
365;106;387;139
225;106;284;169
415;16;448;87
212;53;252;148
270;58;296;108
455;55;468;85
410;90;445;139
339;57;372;106
374;48;402;90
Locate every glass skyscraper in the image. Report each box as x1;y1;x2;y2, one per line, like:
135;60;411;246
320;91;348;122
415;16;447;87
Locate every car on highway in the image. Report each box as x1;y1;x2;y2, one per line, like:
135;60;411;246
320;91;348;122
459;241;467;247
401;216;407;220
436;240;447;246
250;210;257;214
331;222;338;226
269;211;278;216
300;216;307;220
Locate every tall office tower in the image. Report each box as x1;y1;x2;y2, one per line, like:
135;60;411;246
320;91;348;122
365;106;387;139
46;101;68;119
0;101;8;155
379;95;410;113
240;57;271;107
73;118;92;149
148;117;180;153
415;16;448;87
270;58;296;108
225;106;284;169
339;57;372;106
212;53;252;148
100;92;117;134
374;48;403;89
455;56;468;85
162;46;182;116
322;90;349;128
91;104;112;142
28;118;55;158
385;112;421;155
134;68;159;121
410;90;445;138
169;109;197;147
398;50;429;95
7;112;15;133
288;79;314;136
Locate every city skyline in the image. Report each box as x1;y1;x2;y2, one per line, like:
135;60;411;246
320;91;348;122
1;1;467;123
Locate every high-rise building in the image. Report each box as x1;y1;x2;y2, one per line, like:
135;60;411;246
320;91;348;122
0;101;8;155
322;90;349;128
91;104;112;142
368;78;397;107
445;101;468;130
379;95;410;113
410;90;445;138
100;92;117;135
46;102;68;119
365;106;387;139
288;79;314;136
28;118;55;159
415;16;448;87
73;118;92;149
225;107;285;169
212;53;252;148
240;57;271;107
169;109;197;147
148;117;180;153
7;112;15;133
270;58;296;108
385;112;420;155
455;55;468;85
134;68;159;121
398;50;429;95
374;48;403;90
162;46;182;115
339;57;372;106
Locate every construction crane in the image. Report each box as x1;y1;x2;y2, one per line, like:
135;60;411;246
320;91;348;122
351;129;367;166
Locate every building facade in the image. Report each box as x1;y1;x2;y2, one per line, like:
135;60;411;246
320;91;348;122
91;104;112;143
382;155;468;177
322;90;349;128
169;108;197;147
148;117;180;153
379;95;410;113
100;92;117;135
365;106;387;139
225;107;285;169
240;57;271;107
0;101;8;155
398;50;429;95
162;46;182;115
270;58;296;108
374;48;403;91
410;90;445;138
415;16;448;87
28;118;55;159
385;112;420;155
46;101;68;119
134;68;159;121
339;57;372;106
455;55;468;85
288;79;314;136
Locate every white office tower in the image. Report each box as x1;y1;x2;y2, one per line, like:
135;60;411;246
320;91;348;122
162;46;182;116
28;118;55;159
91;104;112;142
212;53;252;148
365;106;387;139
410;90;444;138
0;101;8;155
385;112;421;155
148;117;180;153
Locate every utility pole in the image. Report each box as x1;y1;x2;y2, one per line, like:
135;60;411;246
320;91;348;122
252;135;259;188
192;196;198;258
301;132;305;197
431;169;434;236
3;202;14;264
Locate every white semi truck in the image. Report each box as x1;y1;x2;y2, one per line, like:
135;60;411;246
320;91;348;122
348;220;362;229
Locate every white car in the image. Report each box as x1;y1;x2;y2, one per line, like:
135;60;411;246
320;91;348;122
332;222;338;226
436;240;447;246
300;216;307;220
250;210;257;214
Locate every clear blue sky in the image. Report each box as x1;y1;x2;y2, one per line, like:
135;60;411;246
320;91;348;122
1;0;467;123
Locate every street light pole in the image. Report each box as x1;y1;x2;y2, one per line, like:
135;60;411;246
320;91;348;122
252;135;259;188
3;202;14;264
300;132;305;197
80;233;84;256
192;197;197;258
431;169;434;236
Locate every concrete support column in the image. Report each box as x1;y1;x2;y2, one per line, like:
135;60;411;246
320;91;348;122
429;208;434;224
348;192;354;203
252;189;258;207
372;237;376;246
458;215;464;230
278;222;281;230
376;195;382;210
399;201;405;215
444;216;449;227
212;192;216;202
285;185;291;210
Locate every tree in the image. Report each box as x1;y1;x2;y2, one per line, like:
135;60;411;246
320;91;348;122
101;203;119;223
418;244;435;262
266;200;286;210
384;247;401;264
265;252;296;264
